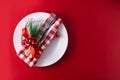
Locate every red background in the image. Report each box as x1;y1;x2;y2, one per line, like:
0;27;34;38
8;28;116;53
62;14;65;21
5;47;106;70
1;0;120;80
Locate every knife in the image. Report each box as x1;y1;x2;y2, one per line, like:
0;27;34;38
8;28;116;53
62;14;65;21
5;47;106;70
37;23;55;47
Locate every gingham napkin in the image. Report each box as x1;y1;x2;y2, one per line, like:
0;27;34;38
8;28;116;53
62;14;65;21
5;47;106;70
17;13;62;67
38;18;62;54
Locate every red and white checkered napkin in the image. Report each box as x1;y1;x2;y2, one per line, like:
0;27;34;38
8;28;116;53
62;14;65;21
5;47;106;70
39;18;62;53
17;13;62;67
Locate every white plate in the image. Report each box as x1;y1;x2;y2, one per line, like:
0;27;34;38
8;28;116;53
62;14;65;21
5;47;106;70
13;12;68;67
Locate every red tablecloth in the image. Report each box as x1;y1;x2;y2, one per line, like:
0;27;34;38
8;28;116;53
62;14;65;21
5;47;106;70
1;0;120;80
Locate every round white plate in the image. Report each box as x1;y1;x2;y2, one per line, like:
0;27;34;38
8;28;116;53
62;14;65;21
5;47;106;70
13;12;68;67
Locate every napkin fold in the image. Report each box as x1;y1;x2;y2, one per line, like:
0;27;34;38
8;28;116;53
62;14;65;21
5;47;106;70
17;13;62;67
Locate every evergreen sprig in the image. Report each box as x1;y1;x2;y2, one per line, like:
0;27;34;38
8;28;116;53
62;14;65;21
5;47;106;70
28;20;43;37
